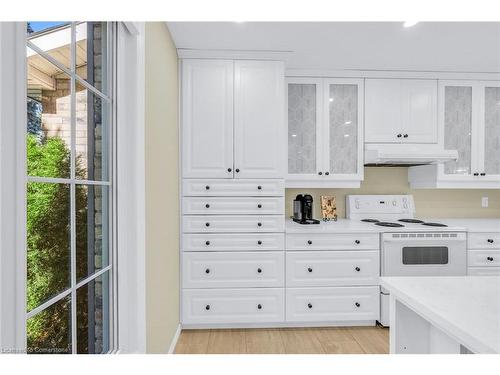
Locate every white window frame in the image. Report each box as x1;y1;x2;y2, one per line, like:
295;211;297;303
0;21;146;354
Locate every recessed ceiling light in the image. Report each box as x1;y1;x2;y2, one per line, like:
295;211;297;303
329;98;334;102
291;134;297;137
403;21;419;28
344;121;352;125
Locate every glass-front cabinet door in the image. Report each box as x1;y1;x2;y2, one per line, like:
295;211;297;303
325;79;363;180
478;82;500;180
440;82;475;179
287;78;323;182
286;77;363;187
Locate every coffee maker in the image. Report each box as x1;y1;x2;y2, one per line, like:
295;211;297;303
293;194;320;224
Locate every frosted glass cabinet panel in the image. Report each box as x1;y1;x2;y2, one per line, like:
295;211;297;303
483;86;500;175
443;85;473;175
288;83;319;175
328;83;359;175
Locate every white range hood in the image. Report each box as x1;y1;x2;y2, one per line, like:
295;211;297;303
364;144;459;165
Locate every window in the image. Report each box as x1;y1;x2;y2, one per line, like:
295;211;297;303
26;22;115;354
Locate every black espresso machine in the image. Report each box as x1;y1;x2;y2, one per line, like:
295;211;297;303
293;194;320;224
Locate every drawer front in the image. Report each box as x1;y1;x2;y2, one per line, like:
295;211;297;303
183;252;284;288
183;197;284;215
468;267;500;276
468;232;500;249
286;233;379;251
183;215;285;233
286;287;379;322
182;288;285;324
183;179;284;196
467;249;500;267
182;233;285;252
286;251;379;287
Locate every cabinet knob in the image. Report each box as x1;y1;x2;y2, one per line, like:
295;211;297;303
205;185;210;190
227;168;232;172
403;134;408;138
355;240;360;244
480;173;486;176
487;239;494;243
325;172;330;175
307;240;312;245
318;172;323;175
473;172;479;176
205;203;210;208
308;267;313;273
205;268;210;274
257;304;262;310
205;241;210;246
257;240;262;245
257;204;262;208
397;134;402;138
257;222;262;227
487;256;494;261
257;185;262;190
205;222;210;227
355;302;360;308
235;168;240;173
307;303;313;309
205;305;210;310
257;268;262;273
355;267;361;272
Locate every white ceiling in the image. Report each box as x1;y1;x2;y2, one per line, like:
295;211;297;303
167;22;500;72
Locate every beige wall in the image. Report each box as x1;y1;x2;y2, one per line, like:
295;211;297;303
286;167;500;219
145;22;179;353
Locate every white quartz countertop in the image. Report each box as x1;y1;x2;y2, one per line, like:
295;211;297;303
380;276;500;354
286;218;500;234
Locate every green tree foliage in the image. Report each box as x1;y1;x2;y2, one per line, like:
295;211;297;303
26;134;91;353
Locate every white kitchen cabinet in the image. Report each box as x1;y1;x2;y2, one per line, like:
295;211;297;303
182;233;285;252
182;59;234;178
409;80;500;189
182;196;284;215
182;179;284;197
467;230;500;276
234;61;285;178
365;79;437;144
182;59;285;179
286;77;364;187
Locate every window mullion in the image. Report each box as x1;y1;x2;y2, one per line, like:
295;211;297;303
70;21;77;354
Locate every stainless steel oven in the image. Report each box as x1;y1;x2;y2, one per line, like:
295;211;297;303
379;231;467;326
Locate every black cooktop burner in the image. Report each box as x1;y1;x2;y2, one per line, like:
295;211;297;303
422;222;448;227
361;219;380;223
398;219;425;223
375;222;405;227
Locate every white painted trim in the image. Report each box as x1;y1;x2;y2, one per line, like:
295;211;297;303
167;324;182;354
115;21;146;354
0;22;27;353
286;69;500;81
177;48;292;62
182;320;377;330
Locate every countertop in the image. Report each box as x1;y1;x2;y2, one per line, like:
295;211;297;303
286;218;500;234
380;276;500;354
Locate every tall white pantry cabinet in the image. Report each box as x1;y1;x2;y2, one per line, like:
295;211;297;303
181;59;287;326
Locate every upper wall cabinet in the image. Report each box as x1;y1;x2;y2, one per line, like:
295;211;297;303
287;77;364;187
409;80;500;189
182;60;234;178
365;79;438;144
182;59;285;179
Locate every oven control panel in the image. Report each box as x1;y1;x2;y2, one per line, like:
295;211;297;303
346;195;416;220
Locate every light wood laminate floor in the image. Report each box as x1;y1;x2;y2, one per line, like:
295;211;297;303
174;326;389;354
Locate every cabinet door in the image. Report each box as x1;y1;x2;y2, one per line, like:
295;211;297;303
287;79;324;180
324;79;363;178
365;79;402;143
401;79;438;143
182;59;234;178
234;61;285;178
440;82;475;178
478;82;500;178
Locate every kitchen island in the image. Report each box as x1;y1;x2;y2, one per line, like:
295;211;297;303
380;276;500;354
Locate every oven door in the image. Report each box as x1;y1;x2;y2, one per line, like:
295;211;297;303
382;232;467;277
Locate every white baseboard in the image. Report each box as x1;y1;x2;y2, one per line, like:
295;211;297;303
168;324;182;354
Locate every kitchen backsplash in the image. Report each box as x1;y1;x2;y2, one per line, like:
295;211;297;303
286;167;500;219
